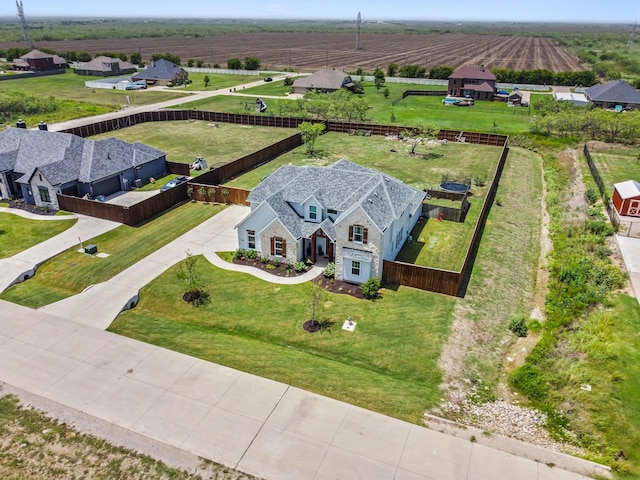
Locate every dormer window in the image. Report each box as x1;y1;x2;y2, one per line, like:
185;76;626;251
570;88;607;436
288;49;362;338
309;205;317;220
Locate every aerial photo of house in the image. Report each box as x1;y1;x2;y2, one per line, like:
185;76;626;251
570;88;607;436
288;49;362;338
236;159;425;283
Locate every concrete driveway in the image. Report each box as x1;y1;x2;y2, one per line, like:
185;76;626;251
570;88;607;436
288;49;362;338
0;301;608;480
39;205;249;329
0;209;120;293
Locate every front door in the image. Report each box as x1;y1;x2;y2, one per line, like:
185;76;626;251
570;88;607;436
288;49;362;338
316;237;327;258
629;199;640;216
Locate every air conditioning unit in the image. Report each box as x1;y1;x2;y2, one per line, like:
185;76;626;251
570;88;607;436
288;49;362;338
134;178;143;188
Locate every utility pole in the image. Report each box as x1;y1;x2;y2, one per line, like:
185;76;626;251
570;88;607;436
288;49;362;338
355;12;362;50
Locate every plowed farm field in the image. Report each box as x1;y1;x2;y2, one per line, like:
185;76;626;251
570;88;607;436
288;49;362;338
13;32;584;72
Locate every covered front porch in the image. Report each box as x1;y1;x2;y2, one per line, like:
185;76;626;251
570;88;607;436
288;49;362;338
302;227;335;265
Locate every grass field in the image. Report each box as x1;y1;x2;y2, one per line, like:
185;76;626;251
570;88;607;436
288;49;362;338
227;132;499;190
174;81;533;133
109;258;456;423
165;72;267;92
89;121;297;168
588;146;640;195
0;203;225;308
0;213;77;259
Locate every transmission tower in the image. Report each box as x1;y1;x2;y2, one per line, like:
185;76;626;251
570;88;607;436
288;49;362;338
355;12;362;50
16;1;34;49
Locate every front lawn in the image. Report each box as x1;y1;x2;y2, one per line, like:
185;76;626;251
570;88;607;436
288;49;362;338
0;213;77;259
0;203;225;308
89;121;296;169
109;258;457;422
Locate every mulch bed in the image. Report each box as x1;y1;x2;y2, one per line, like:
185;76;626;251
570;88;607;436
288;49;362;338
3;199;57;216
232;257;308;278
314;276;366;300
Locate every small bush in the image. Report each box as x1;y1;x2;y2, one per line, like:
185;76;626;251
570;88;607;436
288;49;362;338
273;259;280;267
509;316;529;337
245;249;258;259
261;256;269;264
527;318;543;333
166;81;173;87
586;220;614;237
235;248;244;259
266;264;276;270
361;278;381;300
323;262;336;279
294;261;307;272
285;263;293;272
474;176;486;187
584;186;599;205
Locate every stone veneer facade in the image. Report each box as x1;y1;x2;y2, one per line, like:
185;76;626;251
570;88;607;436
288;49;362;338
260;220;299;264
334;208;382;281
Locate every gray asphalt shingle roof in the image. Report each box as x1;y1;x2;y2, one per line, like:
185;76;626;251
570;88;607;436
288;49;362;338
77;56;136;73
248;159;425;238
0;128;165;186
292;69;354;90
585;80;640;104
132;59;186;81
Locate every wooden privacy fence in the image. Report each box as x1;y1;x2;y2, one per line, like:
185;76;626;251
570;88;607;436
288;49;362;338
166;160;190;176
57;183;188;226
188;184;250;205
196;133;302;185
382;144;509;297
422;189;469;223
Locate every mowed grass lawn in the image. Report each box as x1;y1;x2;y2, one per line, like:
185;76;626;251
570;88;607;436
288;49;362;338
0;213;77;259
227;133;498;270
0;203;225;308
1;69;186;107
90;121;297;168
589;147;640;194
109;258;457;422
174;81;532;133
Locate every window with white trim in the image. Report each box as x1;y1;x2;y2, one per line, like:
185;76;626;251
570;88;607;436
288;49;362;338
353;225;364;243
247;230;255;249
309;205;317;220
274;237;283;256
351;260;361;276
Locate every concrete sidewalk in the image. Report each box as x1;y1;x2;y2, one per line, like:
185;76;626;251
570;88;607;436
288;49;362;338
616;235;640;304
0;301;608;480
0;209;120;293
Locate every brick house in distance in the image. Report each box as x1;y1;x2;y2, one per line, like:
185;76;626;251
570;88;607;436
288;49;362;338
448;65;496;100
14;49;68;71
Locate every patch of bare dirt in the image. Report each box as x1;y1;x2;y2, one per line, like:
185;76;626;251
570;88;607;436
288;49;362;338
560;148;588;222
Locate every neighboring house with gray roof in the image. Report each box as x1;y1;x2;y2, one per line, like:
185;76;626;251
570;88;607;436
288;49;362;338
292;69;356;95
74;56;136;77
236;159;425;283
0;128;166;210
132;58;188;86
584;79;640;110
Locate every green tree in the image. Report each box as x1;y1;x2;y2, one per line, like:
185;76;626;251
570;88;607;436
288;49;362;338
383;87;390;99
204;75;210;87
244;56;260;70
151;52;180;65
130;52;142;65
187;58;194;67
428;65;455;79
398;64;426;78
227;57;242;69
401;123;439;155
387;63;398;77
196;60;203;68
298;122;326;156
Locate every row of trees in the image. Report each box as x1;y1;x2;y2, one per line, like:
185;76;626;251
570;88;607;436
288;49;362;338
227;56;261;70
531;96;640;144
274;90;369;122
492;68;597;87
0;91;58;120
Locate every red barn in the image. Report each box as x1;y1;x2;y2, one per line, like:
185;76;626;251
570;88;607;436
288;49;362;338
613;180;640;217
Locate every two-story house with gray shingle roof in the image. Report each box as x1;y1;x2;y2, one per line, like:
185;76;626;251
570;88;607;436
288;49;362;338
236;159;425;283
0;128;166;210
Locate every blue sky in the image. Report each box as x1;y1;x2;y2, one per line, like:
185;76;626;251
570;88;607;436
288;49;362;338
3;0;638;24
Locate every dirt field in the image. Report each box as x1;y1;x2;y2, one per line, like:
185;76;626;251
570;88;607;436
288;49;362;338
2;33;585;72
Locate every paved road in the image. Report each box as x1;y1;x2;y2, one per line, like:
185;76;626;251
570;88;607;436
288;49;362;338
0;208;120;293
0;301;608;480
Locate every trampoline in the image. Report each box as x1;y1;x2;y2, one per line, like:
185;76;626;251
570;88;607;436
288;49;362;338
440;182;470;193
